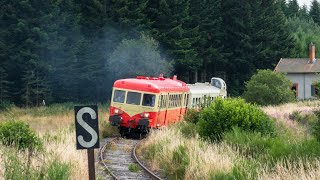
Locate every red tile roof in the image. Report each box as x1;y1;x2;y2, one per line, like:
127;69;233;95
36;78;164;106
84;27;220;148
274;58;320;73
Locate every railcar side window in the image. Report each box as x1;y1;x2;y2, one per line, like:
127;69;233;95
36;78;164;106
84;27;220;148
126;92;141;105
143;94;156;107
185;94;189;107
192;98;196;108
178;94;182;107
161;95;167;108
113;90;125;103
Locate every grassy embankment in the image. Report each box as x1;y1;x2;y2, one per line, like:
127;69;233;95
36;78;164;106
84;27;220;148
0;103;118;180
138;100;320;180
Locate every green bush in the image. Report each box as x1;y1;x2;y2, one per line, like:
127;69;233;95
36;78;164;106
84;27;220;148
184;109;201;124
243;69;295;106
197;98;275;141
0;121;42;150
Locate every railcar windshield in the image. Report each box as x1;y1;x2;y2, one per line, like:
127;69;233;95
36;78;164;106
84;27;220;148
126;92;141;105
142;94;156;107
113;90;125;103
211;79;222;89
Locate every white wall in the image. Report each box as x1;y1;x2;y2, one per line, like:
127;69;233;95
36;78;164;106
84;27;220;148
286;73;318;99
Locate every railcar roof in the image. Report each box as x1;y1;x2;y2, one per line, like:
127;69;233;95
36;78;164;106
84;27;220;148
187;83;221;94
113;77;189;93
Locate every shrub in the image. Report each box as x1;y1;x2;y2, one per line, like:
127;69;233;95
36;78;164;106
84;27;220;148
243;69;295;106
197;98;275;141
184;109;201;124
0;121;42;150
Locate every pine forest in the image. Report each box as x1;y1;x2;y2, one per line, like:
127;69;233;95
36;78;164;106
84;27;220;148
1;0;320;106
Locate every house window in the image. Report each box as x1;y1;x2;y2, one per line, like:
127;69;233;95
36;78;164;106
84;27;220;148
291;83;298;97
311;84;319;97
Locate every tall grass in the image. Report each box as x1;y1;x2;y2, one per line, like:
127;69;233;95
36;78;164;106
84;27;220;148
262;100;319;138
0;146;71;180
0;103;115;179
138;127;236;180
138;100;320;180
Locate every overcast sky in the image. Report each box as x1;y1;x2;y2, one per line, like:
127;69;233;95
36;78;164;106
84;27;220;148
297;0;312;8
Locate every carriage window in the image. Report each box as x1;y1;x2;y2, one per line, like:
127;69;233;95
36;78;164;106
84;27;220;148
113;90;125;103
143;94;156;107
192;98;196;107
185;94;189;107
126;92;141;105
162;95;167;108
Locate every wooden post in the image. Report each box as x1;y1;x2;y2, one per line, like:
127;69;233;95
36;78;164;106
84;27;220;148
87;149;96;180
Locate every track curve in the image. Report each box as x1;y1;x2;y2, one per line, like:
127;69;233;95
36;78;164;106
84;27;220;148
99;137;162;180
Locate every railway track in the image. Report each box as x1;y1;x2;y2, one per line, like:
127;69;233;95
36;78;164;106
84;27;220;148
99;137;163;180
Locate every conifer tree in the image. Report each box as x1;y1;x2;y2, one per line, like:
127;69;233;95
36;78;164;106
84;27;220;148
1;0;53;105
310;0;320;25
189;0;224;82
278;0;289;16
143;0;200;83
287;0;300;17
298;5;311;20
0;67;11;103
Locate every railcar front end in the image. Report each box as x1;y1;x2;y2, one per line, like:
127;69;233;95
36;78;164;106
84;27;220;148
109;88;158;137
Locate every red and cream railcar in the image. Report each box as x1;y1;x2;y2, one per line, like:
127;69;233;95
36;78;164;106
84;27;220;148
109;75;190;137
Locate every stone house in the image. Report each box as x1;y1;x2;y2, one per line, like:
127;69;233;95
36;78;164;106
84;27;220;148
274;43;319;99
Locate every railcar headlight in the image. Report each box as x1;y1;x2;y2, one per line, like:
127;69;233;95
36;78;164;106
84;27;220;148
114;109;123;114
140;113;150;118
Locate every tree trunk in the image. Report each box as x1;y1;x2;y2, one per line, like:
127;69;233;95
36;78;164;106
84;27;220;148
194;71;198;83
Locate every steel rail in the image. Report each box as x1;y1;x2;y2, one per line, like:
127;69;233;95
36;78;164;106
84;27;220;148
132;139;163;180
99;137;120;180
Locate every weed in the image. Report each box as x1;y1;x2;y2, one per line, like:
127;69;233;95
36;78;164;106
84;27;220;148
175;121;197;138
99;120;119;138
128;163;140;172
47;159;71;180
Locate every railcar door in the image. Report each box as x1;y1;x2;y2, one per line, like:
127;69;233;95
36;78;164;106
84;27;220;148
164;93;169;126
178;93;184;121
156;94;163;127
156;94;168;127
